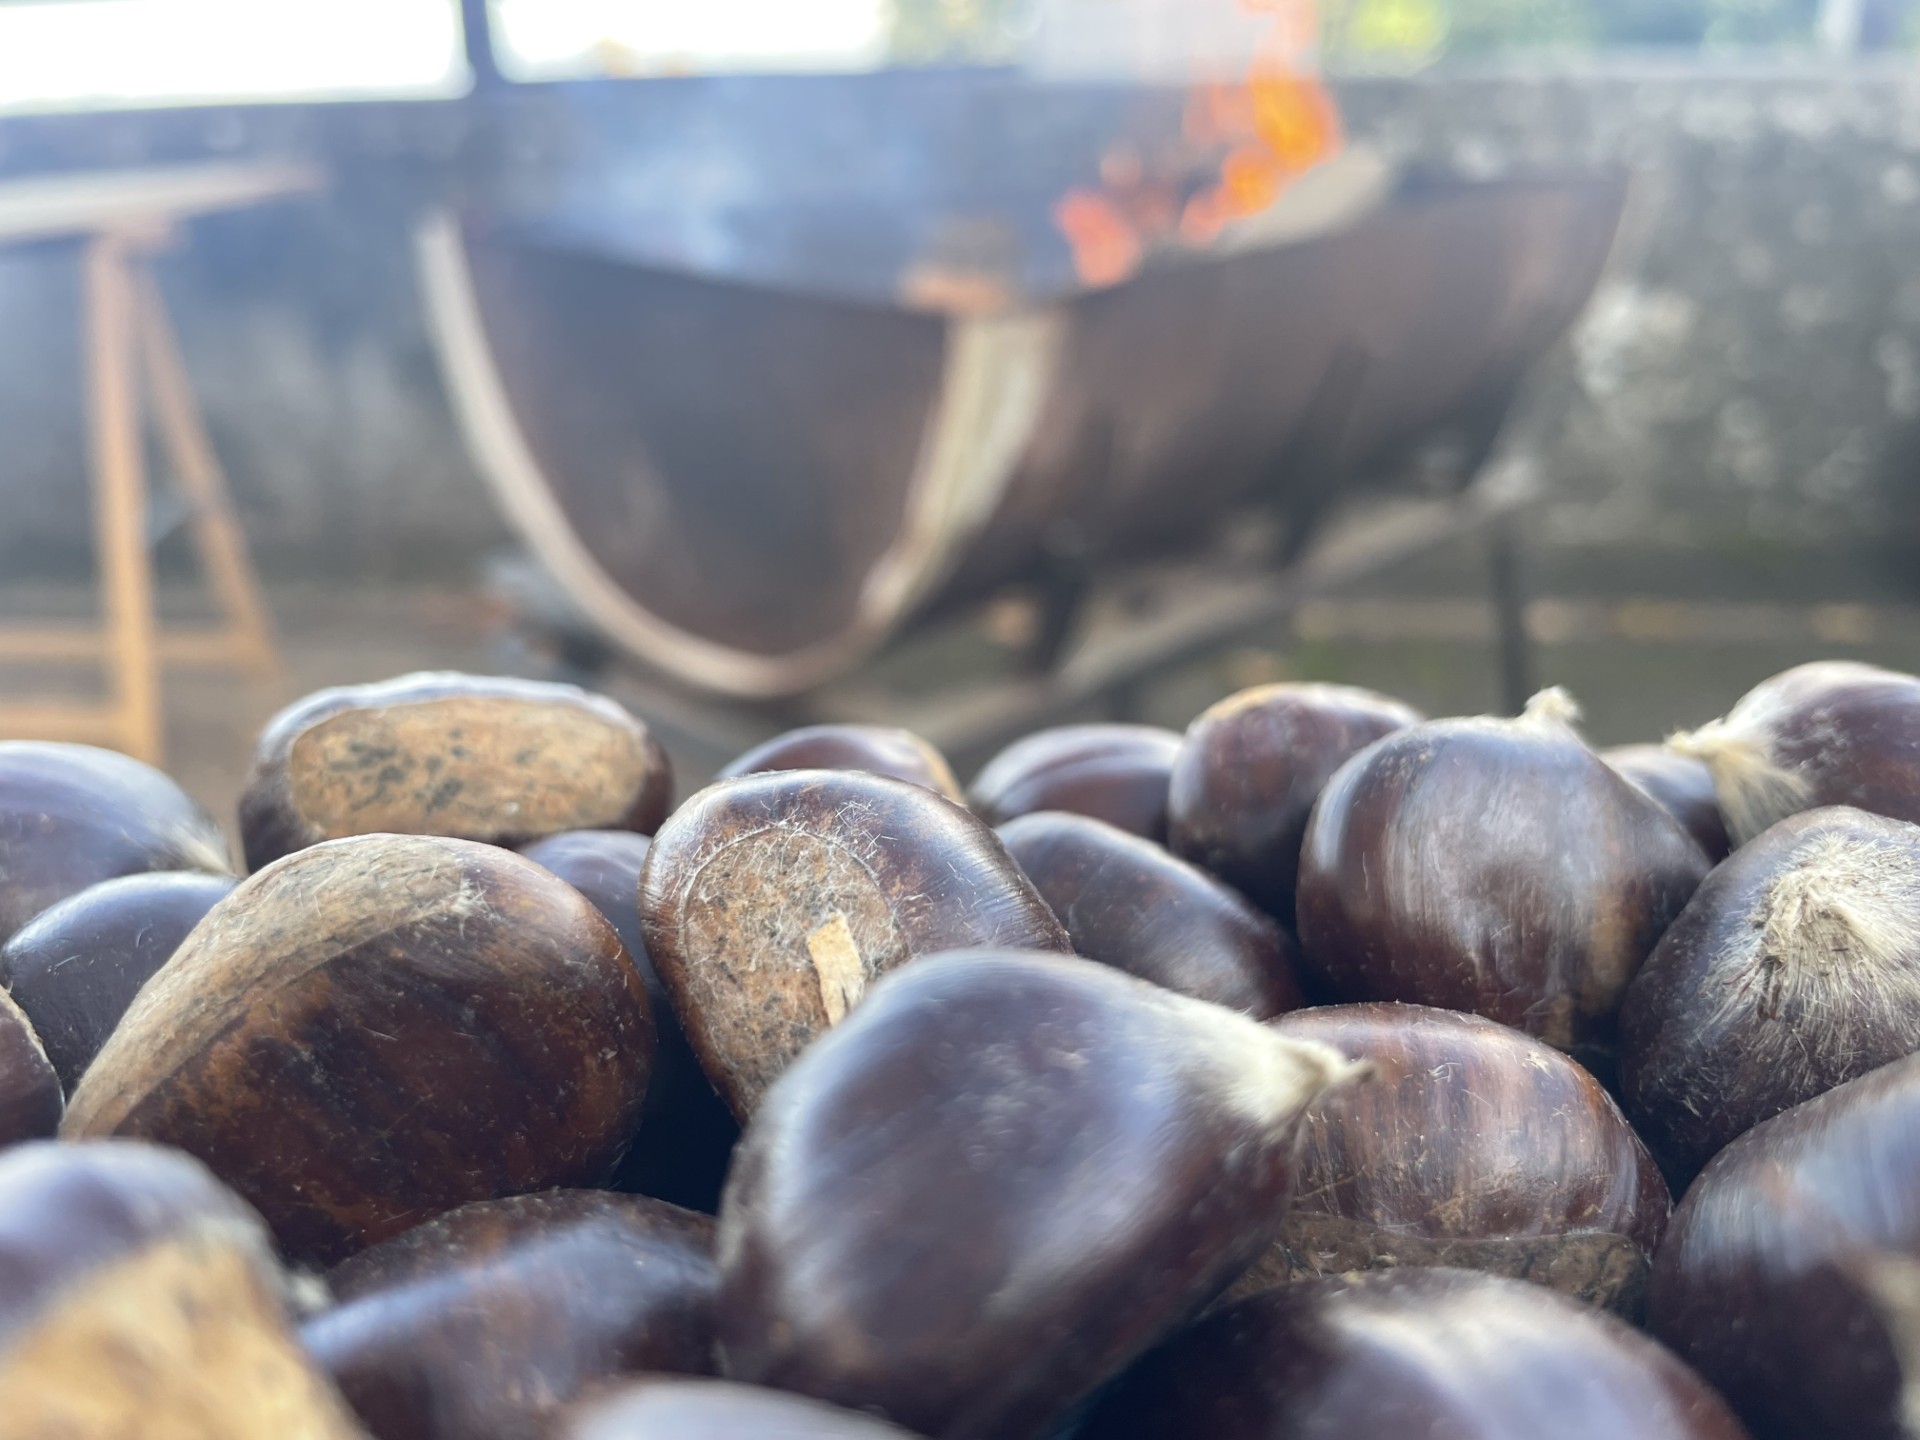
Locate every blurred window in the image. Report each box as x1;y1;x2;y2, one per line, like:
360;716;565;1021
488;0;891;80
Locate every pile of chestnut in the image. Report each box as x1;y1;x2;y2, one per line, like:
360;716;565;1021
5;659;1920;1438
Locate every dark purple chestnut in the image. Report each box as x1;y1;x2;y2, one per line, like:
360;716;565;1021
716;949;1365;1440
996;811;1305;1018
1672;661;1920;847
557;1379;922;1439
967;724;1183;842
1296;689;1710;1053
0;871;236;1092
305;1189;717;1440
238;671;673;870
1623;806;1920;1184
0;989;60;1146
1648;1051;1920;1440
0;740;231;948
63;833;655;1265
640;771;1068;1119
1083;1267;1752;1440
1249;1003;1668;1314
0;1139;363;1434
519;831;738;1212
718;724;963;802
1168;682;1422;922
1606;744;1733;862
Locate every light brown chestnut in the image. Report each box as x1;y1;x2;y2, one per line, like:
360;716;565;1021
1296;689;1709;1054
238;672;672;870
1672;660;1920;846
557;1379;923;1439
63;833;655;1264
0;1139;365;1438
1623;806;1920;1184
305;1190;717;1440
718;724;963;801
716;950;1364;1440
640;771;1068;1118
0;740;230;948
1082;1268;1752;1440
967;724;1183;841
1168;682;1421;921
1605;744;1733;862
996;810;1305;1018
1248;1003;1668;1314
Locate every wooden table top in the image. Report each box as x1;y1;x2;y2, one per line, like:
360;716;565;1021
0;161;323;245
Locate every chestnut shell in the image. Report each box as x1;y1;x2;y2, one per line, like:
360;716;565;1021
1605;745;1733;862
718;724;962;802
557;1378;923;1439
967;725;1183;842
0;991;60;1148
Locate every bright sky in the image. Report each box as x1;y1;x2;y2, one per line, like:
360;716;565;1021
492;0;889;78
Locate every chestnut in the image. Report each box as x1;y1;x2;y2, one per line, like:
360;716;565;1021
0;988;60;1145
305;1189;717;1440
640;771;1068;1118
63;833;655;1264
0;740;230;948
1250;1003;1668;1315
1167;682;1421;922
1622;806;1920;1184
966;724;1183;842
1672;660;1920;847
995;811;1305;1018
1082;1267;1752;1439
716;949;1364;1440
238;671;673;870
0;1139;363;1435
518;831;738;1213
1648;1050;1920;1440
557;1378;921;1439
0;871;236;1091
1605;744;1733;862
718;724;963;802
1296;689;1709;1053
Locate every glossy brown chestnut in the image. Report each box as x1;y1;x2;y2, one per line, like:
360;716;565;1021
1623;807;1920;1184
0;1139;364;1437
519;831;739;1213
966;724;1183;841
63;833;655;1264
640;771;1068;1118
238;671;673;870
717;724;963;802
0;989;60;1146
557;1379;923;1439
1672;661;1920;847
1296;689;1709;1053
996;811;1305;1019
306;1189;717;1440
1649;1051;1920;1440
0;871;236;1092
1167;682;1422;922
1605;744;1733;862
716;949;1364;1440
1083;1267;1752;1440
1249;1003;1668;1314
0;740;230;948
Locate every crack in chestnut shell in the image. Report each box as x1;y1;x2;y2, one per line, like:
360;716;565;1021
1244;1004;1668;1316
62;834;656;1265
1167;682;1422;923
1605;745;1734;863
518;832;739;1213
0;1140;363;1438
557;1378;924;1439
996;810;1306;1019
0;990;60;1148
718;725;963;803
967;725;1183;843
238;672;673;870
715;949;1363;1440
1295;706;1710;1052
1623;807;1920;1185
0;872;236;1094
1649;1051;1920;1440
1083;1267;1753;1440
639;771;1069;1120
307;1190;718;1440
0;741;231;949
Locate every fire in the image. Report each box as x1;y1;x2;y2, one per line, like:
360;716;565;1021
1054;0;1341;286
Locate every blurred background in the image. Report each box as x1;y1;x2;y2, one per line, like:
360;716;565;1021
4;0;1920;830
